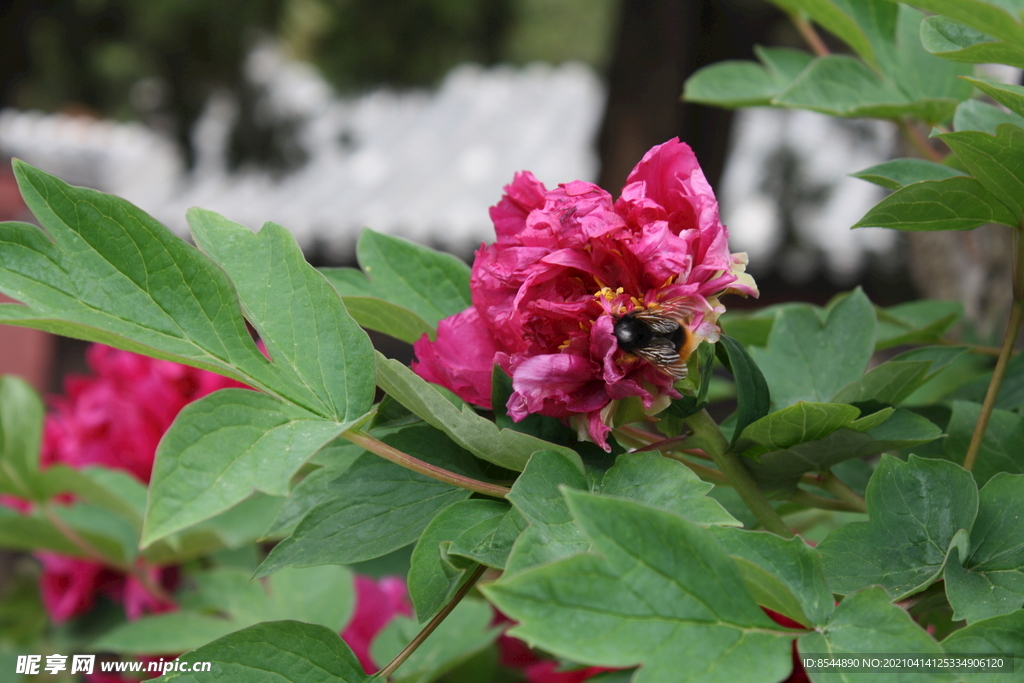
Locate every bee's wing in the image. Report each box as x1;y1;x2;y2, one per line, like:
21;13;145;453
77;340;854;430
630;309;681;335
632;338;688;379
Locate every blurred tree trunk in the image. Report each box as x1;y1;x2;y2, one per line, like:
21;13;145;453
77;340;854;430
597;0;783;194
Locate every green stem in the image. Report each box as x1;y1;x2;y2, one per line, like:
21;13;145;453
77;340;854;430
936;338;1002;357
819;471;868;513
789;488;864;513
376;563;487;680
660;451;730;485
683;410;793;537
344;430;510;498
963;229;1024;471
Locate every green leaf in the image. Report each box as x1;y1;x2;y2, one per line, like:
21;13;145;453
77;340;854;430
951;350;1024;411
944;401;1024;486
773;54;959;123
598;451;739;526
683;47;814;107
408;499;508;622
0;375;43;500
955;99;1024;135
0;505;125;558
853;176;1020;231
922;16;1024;69
818;455;978;599
745;409;942;497
875;299;963;349
715;335;770;446
945;474;1024;623
797;587;945;668
324;229;472;328
154;620;369;683
42;466;149;530
187;209;375;423
884;6;974;107
852;158;967;191
263;441;362;538
0;162;282;402
763;0;894;67
832;360;933;405
938;125;1024;222
322;266;435;343
142;389;353;547
711;527;835;627
255;427;477;576
504;450;589;575
749;289;875;409
447;507;527;570
897;0;1024;52
375;353;581;472
942;610;1024;681
738;402;862;455
94;565;355;655
962;76;1024;119
484;492;796;683
370;598;501;683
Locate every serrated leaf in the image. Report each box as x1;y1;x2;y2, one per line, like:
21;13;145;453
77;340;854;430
818;455;978;599
683;47;814;107
409;499;508;622
832;360;933;405
797;587;946;675
853;176;1019;231
142;389;354;547
375;353;580;472
745;409;941;497
0;162;289;405
711;527;834;627
484;492;796;683
0;375;43;499
922;16;1024;69
943;473;1024;623
370;598;500;683
187;209;375;423
94;565;355;655
598;451;739;526
749;289;875;410
875;299;963;349
852;158;967;191
155;620;369;683
255;427;478;576
715;335;770;446
944;401;1024;486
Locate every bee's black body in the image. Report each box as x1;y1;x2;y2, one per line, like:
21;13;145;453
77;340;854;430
613;309;690;378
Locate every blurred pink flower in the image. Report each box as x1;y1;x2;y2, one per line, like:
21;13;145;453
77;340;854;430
413;138;755;448
341;575;413;673
2;344;246;624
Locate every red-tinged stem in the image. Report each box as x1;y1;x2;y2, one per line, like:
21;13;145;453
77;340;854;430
790;13;830;57
44;504;175;604
964;228;1024;471
789;489;863;513
896;119;944;163
660;450;730;485
376;563;487;680
343;430;510;498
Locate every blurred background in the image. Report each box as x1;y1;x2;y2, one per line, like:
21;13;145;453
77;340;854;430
0;0;948;394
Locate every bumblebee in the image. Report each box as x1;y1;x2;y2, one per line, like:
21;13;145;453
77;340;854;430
613;303;698;379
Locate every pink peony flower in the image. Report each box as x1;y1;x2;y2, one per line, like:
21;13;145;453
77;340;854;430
413;139;755;449
1;344;247;624
341;575;413;673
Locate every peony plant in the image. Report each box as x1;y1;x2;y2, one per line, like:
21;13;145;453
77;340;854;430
1;0;1024;679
